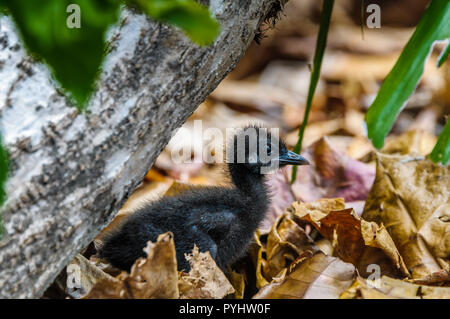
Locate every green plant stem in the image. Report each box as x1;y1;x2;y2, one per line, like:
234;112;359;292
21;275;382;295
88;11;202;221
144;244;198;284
438;42;450;67
360;0;365;40
291;0;334;184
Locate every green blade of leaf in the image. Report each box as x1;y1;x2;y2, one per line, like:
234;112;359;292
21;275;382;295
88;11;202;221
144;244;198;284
291;0;334;183
365;0;450;149
131;0;219;46
0;0;121;109
438;42;450;67
429;119;450;164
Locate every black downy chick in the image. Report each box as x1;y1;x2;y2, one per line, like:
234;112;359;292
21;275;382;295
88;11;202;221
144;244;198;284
98;125;309;272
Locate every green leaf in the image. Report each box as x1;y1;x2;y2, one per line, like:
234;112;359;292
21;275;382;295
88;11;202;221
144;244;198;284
0;135;9;239
291;0;334;183
438;42;450;67
0;4;7;14
365;0;450;149
130;0;219;45
429;119;450;165
0;0;121;109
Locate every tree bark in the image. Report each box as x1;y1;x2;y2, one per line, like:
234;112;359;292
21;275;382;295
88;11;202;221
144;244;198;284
0;0;285;298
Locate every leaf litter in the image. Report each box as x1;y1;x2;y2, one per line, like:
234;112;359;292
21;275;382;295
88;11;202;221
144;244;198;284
44;0;450;299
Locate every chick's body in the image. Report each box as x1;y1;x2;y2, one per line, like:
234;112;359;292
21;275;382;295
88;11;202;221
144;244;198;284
100;182;268;272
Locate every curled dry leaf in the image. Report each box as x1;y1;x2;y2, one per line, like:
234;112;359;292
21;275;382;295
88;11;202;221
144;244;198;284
178;246;234;299
363;153;450;279
67;254;120;299
341;276;450;299
262;212;318;281
227;269;245;299
126;232;179;298
409;269;450;285
247;232;270;289
290;197;346;222
253;251;356;299
84;232;179;299
291;198;409;277
289;137;376;203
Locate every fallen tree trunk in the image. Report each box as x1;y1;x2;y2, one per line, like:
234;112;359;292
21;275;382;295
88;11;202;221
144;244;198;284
0;0;285;298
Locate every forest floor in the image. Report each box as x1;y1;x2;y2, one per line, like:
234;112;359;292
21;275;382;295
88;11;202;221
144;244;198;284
44;0;449;299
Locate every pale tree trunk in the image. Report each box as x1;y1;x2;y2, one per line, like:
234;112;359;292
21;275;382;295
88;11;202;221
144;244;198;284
0;0;286;298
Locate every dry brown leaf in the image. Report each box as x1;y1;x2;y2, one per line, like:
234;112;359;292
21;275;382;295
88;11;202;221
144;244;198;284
382;129;437;156
344;109;366;137
360;220;409;276
408;106;441;133
80;275;126;299
291;199;409;277
126;233;179;298
211;80;304;112
227;269;245;299
248;232;270;289
291;198;346;222
321;50;444;93
253;252;356;299
409;269;450;285
285;119;344;148
363;153;450;279
346;136;375;160
322;52;399;82
289;138;376;203
326;25;412;55
67;254;120;299
341;276;450;299
84;232;179;299
314;238;334;256
262;213;318;281
178;246;234;299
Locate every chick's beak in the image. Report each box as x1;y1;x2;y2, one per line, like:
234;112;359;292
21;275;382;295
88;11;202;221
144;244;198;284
279;150;309;165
